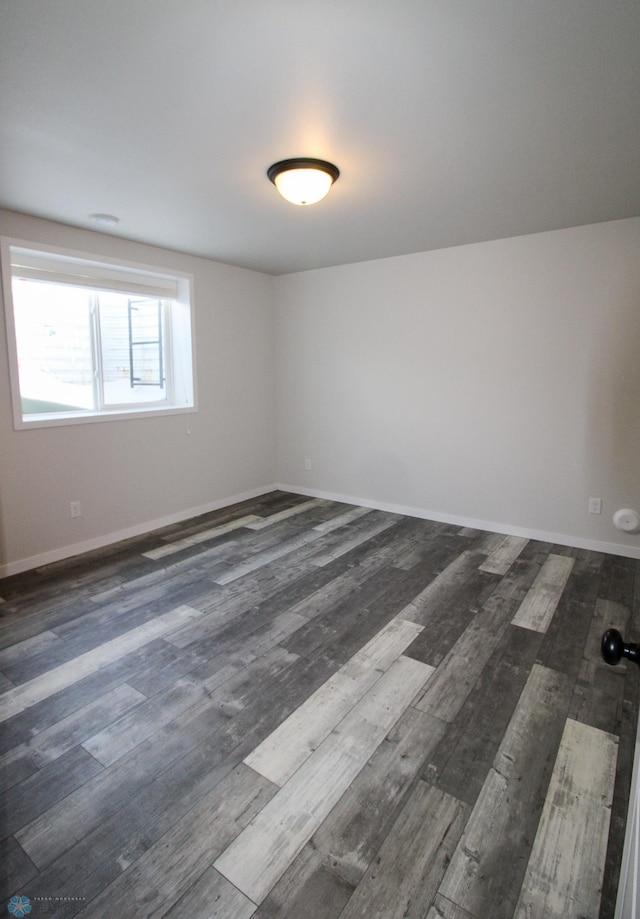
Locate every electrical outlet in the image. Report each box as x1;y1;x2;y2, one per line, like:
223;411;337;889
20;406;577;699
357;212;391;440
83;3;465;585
588;497;602;515
304;458;312;471
70;500;82;518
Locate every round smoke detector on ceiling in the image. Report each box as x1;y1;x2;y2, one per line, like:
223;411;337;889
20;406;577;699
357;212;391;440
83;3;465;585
88;213;119;227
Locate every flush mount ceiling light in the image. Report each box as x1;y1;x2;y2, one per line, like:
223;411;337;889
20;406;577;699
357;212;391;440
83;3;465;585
267;158;339;206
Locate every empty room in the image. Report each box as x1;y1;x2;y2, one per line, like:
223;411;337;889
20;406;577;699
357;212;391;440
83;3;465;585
0;2;639;918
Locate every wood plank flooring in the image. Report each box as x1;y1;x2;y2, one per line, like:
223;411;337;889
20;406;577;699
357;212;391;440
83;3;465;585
0;491;638;919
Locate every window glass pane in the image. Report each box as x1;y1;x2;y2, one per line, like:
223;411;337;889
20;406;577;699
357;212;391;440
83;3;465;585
3;238;195;427
11;279;95;414
98;293;167;406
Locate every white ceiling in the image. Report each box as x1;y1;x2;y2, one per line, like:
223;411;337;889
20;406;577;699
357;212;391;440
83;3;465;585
1;0;639;275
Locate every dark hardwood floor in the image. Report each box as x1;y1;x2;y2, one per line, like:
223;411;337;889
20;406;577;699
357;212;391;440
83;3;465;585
0;491;638;919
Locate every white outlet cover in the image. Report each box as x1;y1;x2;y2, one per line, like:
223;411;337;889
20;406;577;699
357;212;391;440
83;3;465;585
613;508;640;533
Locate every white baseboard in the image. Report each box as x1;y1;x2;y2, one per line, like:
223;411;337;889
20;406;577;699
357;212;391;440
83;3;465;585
3;481;638;580
0;484;278;578
276;483;640;560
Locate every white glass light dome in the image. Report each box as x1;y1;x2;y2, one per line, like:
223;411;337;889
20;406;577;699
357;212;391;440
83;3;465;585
267;158;340;206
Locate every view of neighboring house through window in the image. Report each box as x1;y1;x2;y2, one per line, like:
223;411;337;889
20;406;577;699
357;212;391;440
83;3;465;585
1;238;196;428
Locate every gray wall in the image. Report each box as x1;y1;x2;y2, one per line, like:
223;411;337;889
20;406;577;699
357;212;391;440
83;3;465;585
275;218;640;557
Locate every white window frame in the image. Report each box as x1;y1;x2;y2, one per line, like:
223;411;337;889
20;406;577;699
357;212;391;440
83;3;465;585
1;237;197;429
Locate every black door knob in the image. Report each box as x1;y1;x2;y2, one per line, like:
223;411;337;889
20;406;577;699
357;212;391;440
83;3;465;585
601;628;640;667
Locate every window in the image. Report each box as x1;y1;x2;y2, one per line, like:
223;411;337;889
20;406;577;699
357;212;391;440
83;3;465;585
1;238;196;428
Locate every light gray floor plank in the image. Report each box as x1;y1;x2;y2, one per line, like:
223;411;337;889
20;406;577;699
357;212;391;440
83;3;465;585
0;605;203;722
513;718;618;919
81;675;211;766
0;630;64;668
86;564;210;605
142;514;261;560
215;531;322;585
245;498;328;530
478;535;529;575
340;616;424;680
309;516;401;567
254;706;449;919
311;706;447;889
511;554;574;633
245;616;423;786
244;669;368;786
214;655;434;905
311;506;372;533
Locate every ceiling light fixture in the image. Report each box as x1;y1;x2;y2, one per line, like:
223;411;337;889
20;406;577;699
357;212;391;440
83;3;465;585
267;158;339;206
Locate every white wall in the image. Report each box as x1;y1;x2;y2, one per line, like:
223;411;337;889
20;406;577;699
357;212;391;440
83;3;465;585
0;210;276;575
275;218;640;557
